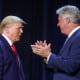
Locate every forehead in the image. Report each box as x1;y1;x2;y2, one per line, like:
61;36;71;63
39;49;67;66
58;16;63;20
14;22;23;27
16;22;23;25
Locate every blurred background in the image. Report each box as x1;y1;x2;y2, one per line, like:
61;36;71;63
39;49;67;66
0;0;80;80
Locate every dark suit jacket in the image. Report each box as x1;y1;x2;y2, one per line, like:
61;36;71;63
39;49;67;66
47;29;80;80
0;34;25;80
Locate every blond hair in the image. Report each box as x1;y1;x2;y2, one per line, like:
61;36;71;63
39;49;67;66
0;15;26;33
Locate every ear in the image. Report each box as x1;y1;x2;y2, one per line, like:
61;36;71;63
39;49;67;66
65;17;70;24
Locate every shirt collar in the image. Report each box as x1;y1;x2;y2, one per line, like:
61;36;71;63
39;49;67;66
2;34;13;46
68;26;80;38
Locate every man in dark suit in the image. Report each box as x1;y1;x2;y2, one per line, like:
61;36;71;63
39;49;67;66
0;15;26;80
31;5;80;80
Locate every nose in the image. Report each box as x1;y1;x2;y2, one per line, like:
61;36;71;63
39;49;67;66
20;28;23;33
57;22;59;27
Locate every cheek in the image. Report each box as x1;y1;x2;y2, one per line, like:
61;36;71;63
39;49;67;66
17;30;21;34
13;32;19;39
15;30;20;36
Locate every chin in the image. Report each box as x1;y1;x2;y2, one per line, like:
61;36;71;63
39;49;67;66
15;39;20;42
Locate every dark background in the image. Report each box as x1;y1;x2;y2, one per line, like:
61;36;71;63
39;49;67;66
0;0;80;80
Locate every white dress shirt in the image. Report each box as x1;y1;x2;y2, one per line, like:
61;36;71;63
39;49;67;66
2;34;13;46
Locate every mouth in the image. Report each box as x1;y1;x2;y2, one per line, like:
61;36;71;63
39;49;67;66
19;34;23;38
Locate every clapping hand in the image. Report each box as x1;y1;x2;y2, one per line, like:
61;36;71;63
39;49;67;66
31;40;51;58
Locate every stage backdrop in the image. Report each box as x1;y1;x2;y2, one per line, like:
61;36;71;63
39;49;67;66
1;0;80;80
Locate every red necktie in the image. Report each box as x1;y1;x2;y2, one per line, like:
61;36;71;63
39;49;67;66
12;44;20;67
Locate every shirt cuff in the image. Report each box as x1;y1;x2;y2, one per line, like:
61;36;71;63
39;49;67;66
44;52;52;64
47;52;52;61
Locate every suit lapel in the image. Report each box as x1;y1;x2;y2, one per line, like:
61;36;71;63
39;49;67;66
0;34;22;69
59;29;80;56
0;34;16;58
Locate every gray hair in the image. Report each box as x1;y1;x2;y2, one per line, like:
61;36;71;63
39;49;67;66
56;5;80;24
0;15;26;33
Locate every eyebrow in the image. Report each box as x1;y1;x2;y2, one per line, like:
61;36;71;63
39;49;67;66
18;26;24;29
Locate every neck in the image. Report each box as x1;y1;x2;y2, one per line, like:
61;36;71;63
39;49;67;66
65;24;80;36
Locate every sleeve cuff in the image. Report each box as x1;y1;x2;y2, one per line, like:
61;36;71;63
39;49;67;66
44;52;52;64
